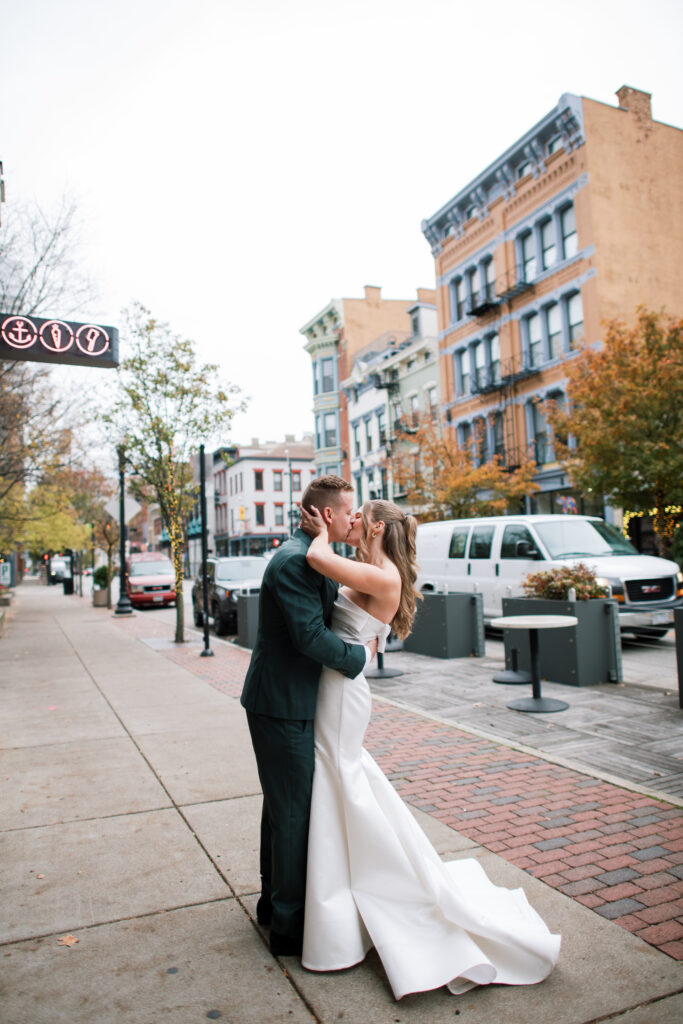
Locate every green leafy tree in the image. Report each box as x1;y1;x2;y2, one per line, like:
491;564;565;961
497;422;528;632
393;417;538;521
106;302;245;642
547;308;683;553
21;483;90;557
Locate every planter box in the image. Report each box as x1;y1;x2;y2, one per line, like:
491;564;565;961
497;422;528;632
92;589;108;607
237;594;260;649
403;592;485;659
501;597;623;686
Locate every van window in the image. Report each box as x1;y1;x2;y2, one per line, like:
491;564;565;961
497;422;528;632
469;525;495;559
501;525;537;558
448;527;470;559
534;519;637;559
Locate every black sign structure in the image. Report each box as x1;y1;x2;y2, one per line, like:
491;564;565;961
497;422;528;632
0;313;119;368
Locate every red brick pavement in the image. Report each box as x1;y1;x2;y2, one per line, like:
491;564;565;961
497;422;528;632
109;610;683;962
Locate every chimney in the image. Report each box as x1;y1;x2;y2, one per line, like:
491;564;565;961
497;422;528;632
416;287;436;305
616;86;652;121
364;285;382;305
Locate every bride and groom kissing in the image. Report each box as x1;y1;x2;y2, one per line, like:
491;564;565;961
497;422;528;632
241;475;560;1000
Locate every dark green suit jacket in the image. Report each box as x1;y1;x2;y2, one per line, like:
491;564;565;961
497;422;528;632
241;530;366;720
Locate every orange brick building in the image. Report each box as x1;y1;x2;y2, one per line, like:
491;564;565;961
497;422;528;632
421;85;683;517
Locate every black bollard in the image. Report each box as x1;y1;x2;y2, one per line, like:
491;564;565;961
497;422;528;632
675;608;683;710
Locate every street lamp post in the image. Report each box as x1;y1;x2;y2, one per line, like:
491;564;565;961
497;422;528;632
114;445;133;616
199;443;213;657
286;448;294;537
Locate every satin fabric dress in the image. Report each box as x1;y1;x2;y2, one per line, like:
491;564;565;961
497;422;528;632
302;590;561;1000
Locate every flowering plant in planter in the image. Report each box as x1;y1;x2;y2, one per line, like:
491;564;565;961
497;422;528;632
521;562;608;601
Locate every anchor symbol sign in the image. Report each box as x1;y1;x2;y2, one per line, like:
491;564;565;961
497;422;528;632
1;316;37;349
0;312;118;367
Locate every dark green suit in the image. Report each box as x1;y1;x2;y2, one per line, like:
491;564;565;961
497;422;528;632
241;529;365;940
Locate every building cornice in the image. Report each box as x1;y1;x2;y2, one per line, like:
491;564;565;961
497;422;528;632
422;93;585;255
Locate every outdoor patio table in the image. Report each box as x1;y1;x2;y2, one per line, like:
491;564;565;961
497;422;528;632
489;614;578;713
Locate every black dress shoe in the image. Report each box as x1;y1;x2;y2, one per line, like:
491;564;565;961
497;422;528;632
269;930;303;957
256;895;272;926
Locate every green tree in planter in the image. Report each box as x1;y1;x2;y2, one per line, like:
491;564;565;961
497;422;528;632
93;565;109;589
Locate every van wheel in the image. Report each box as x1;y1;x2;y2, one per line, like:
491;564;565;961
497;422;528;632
193;601;203;627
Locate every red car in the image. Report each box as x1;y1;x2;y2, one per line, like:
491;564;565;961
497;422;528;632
126;552;176;608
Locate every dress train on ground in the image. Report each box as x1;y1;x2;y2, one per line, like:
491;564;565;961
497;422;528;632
301;591;560;1000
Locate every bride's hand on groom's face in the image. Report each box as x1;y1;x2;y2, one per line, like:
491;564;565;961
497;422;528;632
300;505;327;539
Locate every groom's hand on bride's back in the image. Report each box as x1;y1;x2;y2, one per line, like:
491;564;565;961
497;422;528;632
366;636;378;664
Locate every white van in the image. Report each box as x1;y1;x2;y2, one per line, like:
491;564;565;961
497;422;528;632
415;515;683;638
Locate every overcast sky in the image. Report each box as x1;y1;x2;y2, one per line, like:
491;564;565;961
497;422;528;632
2;0;682;454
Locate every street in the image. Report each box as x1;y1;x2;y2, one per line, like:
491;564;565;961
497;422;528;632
95;574;679;693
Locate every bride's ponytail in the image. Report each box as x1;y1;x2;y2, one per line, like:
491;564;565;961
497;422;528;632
358;501;422;639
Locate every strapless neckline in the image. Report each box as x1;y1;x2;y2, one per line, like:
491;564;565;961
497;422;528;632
337;588;391;628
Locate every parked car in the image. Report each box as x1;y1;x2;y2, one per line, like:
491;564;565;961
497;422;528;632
416;514;683;638
126;552;176;609
192;556;268;635
48;555;69;584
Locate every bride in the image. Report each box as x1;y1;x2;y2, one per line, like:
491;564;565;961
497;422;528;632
298;498;560;1000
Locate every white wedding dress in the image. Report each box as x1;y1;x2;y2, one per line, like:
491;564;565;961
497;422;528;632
302;590;561;1000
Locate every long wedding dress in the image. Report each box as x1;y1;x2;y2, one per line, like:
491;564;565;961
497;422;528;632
301;590;561;1000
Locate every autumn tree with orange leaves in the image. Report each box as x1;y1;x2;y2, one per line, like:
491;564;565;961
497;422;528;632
546;308;683;552
392;418;538;522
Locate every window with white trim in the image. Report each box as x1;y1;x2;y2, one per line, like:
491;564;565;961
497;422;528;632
324;412;336;448
378;410;386;445
483;257;495;300
488;332;501;384
492;411;505;459
321;357;335;393
560;204;578;259
458;421;472;450
471;341;485;390
530;401;548;465
527;313;543;367
456;350;469;396
567;292;583;343
520;231;536;282
540;218;556;269
451;276;466;321
545;303;563;360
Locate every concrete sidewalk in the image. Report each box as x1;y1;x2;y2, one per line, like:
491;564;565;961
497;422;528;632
1;583;682;1023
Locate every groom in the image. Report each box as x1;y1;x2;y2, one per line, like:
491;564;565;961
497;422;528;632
241;475;375;956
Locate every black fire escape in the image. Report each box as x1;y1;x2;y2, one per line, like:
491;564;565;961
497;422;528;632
459;264;538;470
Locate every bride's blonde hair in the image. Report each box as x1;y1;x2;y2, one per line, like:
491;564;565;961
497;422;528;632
356;500;421;639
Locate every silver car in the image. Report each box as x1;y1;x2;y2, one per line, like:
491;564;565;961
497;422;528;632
192;556;268;635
